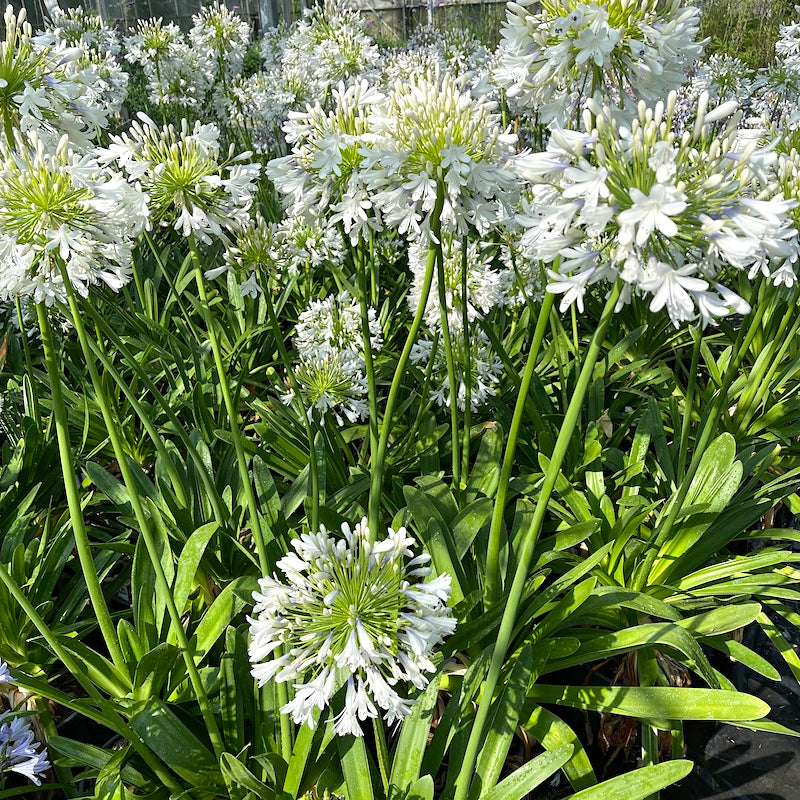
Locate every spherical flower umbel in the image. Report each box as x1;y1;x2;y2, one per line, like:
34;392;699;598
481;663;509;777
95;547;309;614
96;114;259;244
0;132;148;306
248;518;455;735
513;93;800;327
493;0;704;126
364;69;518;236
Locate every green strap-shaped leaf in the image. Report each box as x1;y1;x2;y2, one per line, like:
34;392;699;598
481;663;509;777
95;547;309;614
480;744;573;800
338;734;376;800
527;686;769;727
389;671;441;795
521;705;596;790
568;760;693;800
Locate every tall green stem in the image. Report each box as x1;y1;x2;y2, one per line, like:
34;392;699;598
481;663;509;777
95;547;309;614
356;247;380;505
189;237;269;576
453;283;622;800
484;291;556;607
34;302;126;675
460;236;472;488
60;278;225;760
367;185;445;541
676;327;701;480
435;236;460;495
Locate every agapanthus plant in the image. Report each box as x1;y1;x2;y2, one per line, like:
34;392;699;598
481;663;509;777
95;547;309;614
248;518;455;735
36;8;129;126
0;132;148;306
124;18;212;108
280;0;380;99
96;114;259;244
493;0;704;125
513;92;800;327
268;79;385;244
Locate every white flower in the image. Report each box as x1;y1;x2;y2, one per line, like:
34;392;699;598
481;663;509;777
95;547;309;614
288;291;382;426
618;184;687;245
513;92;799;327
493;0;704;126
248;519;456;736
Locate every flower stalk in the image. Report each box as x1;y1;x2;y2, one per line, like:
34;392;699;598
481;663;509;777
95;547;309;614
34;302;126;675
454;281;622;800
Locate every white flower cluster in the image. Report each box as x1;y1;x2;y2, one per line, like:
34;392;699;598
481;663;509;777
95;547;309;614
248;518;455;736
189;1;251;85
0;5;107;150
268;79;385;244
0;132;148;306
223;71;295;154
286;291;381;425
269;70;518;242
124;18;213;108
97;114;259;244
280;0;380;99
513;93;800;327
493;0;704;125
407;24;486;77
673;55;755;133
408;236;512;332
365;70;518;236
36;7;129;125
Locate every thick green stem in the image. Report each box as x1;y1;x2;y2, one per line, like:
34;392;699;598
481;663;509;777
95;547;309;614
460;236;472;489
367;185;445;541
484;291;556;607
34;302;126;675
435;237;461;495
676;327;701;480
61;277;225;759
453;283;622;800
356;247;380;512
189;238;269;576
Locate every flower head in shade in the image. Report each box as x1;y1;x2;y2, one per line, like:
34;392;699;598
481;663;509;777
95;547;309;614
96;114;259;244
283;291;381;425
0;132;148;306
408;235;513;333
493;0;704;126
512;93;800;327
0;712;50;785
248;518;455;735
189;1;250;84
412;328;503;411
